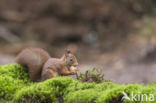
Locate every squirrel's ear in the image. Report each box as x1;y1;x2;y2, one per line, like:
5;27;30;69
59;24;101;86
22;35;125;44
65;49;71;56
66;49;71;54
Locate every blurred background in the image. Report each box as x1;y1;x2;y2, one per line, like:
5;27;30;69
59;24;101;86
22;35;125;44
0;0;156;84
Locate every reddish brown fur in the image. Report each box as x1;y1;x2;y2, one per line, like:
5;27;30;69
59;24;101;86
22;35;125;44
15;48;78;81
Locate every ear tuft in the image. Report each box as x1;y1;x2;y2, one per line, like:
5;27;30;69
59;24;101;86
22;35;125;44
66;49;71;54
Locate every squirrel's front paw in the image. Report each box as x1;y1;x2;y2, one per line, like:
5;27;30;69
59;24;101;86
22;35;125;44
70;70;77;74
70;66;78;71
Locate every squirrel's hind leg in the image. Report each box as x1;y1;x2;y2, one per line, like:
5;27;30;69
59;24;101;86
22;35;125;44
41;69;56;81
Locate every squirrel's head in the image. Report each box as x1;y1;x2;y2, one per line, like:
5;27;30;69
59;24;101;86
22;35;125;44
62;49;78;70
65;49;78;66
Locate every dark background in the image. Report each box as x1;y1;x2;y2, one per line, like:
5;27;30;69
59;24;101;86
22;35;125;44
0;0;156;84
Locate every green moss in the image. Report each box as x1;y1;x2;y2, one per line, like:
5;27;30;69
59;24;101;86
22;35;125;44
0;64;156;103
14;77;73;102
65;89;99;103
0;64;32;101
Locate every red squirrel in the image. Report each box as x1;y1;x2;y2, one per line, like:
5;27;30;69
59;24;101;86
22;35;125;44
15;48;78;81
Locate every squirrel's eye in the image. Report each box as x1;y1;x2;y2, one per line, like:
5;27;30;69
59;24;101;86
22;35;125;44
70;58;72;61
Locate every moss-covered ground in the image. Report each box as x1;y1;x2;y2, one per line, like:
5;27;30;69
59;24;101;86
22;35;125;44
0;64;155;103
